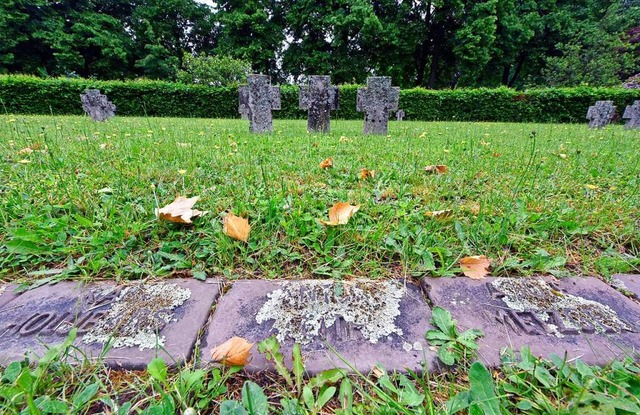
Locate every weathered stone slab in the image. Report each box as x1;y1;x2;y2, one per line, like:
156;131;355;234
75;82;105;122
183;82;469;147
611;274;640;299
422;277;640;367
201;279;434;374
0;279;221;369
299;75;339;133
357;77;399;135
238;74;281;133
80;89;116;122
586;101;616;128
0;284;19;307
396;109;405;121
622;101;640;129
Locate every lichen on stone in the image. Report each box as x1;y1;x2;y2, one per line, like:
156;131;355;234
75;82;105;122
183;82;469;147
255;280;405;344
83;283;191;350
491;278;631;336
0;285;6;297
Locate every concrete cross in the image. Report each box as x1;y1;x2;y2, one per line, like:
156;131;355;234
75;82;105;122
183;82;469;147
238;74;281;133
356;77;399;134
80;89;116;122
586;101;616;128
622;101;640;129
299;76;339;133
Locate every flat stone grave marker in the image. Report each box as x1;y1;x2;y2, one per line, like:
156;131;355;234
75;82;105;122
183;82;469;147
80;89;116;122
201;279;434;374
0;284;19;307
586;101;616;128
396;109;405;121
238;74;281;133
622;101;640;129
299;75;339;133
611;274;640;299
357;77;399;135
0;279;220;368
422;277;640;367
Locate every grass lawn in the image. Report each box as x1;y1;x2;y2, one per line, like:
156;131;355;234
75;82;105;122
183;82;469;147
1;114;640;413
1;115;639;283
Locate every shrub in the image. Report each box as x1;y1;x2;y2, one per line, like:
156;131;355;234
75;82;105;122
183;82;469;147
0;75;638;123
176;53;250;87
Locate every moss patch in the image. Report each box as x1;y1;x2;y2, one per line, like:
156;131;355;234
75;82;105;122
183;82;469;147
256;280;405;344
83;283;191;350
492;278;632;336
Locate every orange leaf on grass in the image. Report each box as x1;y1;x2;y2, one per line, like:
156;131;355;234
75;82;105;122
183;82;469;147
424;165;447;174
360;169;375;180
320;202;360;226
211;336;253;366
156;196;208;224
319;157;333;169
460;255;492;280
223;213;251;242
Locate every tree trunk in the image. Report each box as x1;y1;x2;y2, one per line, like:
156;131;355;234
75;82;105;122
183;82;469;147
508;54;526;87
501;65;511;85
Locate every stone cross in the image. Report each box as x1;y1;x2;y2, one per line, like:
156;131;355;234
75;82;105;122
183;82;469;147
586;101;616;128
239;103;249;120
356;77;399;134
238;74;281;133
396;109;405;121
622;101;640;129
80;89;116;122
299;76;339;133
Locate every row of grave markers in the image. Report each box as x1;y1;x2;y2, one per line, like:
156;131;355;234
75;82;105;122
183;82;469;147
239;75;401;135
0;275;638;373
79;82;640;131
587;100;640;129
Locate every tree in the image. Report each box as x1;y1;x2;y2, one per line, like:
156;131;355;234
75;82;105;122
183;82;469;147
214;0;285;78
176;53;250;86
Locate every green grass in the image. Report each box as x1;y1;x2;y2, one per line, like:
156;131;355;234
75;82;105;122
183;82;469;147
1;115;639;414
1;115;639;282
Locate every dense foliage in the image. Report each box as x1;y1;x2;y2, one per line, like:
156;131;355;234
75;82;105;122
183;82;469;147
0;1;638;88
1;75;638;122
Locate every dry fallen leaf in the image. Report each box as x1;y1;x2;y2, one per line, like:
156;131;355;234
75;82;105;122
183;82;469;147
18;147;34;155
156;196;208;224
360;169;375;180
223;212;251;242
559;153;567;159
585;184;599;190
320;157;333;169
211;336;253;366
425;209;453;220
424;165;448;174
460;255;492;280
320;202;360;226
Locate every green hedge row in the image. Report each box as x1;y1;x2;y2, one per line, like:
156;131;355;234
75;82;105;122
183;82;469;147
1;75;638;123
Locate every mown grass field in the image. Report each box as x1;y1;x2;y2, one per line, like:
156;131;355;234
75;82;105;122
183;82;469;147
1;115;639;284
1;115;640;413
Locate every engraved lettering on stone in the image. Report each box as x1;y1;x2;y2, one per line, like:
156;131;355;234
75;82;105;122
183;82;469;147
83;283;191;350
490;278;632;337
256;280;404;344
586;101;616;128
238;74;281;133
9;286;121;338
356;77;399;135
81;89;116;122
622;101;640;129
299;75;339;133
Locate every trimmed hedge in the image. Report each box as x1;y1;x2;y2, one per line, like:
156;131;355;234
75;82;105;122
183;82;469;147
1;75;638;123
